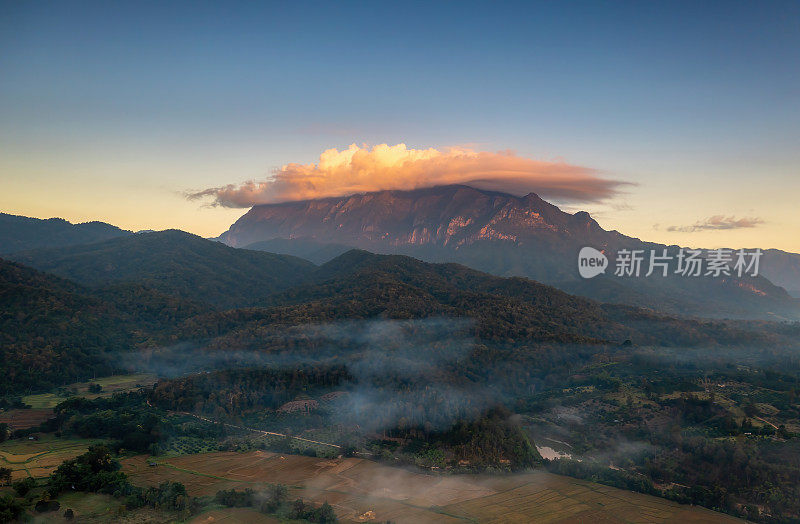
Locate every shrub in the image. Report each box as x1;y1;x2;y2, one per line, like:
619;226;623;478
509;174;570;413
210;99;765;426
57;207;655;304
12;477;36;497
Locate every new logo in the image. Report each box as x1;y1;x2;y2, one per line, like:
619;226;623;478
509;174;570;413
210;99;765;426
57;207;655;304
578;247;608;279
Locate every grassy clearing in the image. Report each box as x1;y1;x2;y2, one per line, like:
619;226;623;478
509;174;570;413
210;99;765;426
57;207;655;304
21;373;158;409
29;492;124;523
79;373;157;393
20;393;63;410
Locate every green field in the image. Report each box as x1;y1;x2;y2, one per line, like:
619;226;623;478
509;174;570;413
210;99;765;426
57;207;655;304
22;373;157;409
20;393;64;410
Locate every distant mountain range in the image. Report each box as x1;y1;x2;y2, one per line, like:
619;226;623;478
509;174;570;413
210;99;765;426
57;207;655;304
7;230;315;309
0;212;132;254
2;188;799;319
215;185;800;319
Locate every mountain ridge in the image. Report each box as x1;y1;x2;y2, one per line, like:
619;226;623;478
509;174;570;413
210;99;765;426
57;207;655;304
0;212;133;254
216;185;800;320
218;184;620;251
7;230;316;309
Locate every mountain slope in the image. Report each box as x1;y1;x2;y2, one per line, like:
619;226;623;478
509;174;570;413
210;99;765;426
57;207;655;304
263;249;619;343
0;212;132;254
243;238;352;265
1;258;114;391
0;256;209;393
180;250;788;354
8;230;316;309
4;246;795;394
218;185;799;320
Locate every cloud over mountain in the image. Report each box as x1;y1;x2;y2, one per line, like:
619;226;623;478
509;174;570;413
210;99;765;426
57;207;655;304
667;215;765;233
188;143;626;207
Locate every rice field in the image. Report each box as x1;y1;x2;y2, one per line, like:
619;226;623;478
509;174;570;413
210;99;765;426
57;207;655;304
123;451;744;523
0;408;54;430
0;435;102;481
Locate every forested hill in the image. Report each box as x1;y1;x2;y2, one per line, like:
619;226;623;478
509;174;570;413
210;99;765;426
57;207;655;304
0;258;205;393
0;212;132;254
191;249;788;351
8;230;317;309
2;241;797;394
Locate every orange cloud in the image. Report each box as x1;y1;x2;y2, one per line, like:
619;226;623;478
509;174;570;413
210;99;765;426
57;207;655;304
189;143;626;207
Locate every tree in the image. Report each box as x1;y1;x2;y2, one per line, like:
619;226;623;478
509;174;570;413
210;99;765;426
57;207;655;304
260;483;288;512
34;499;60;513
317;501;337;523
0;468;11;486
48;445;128;496
291;498;307;519
12;477;35;497
268;483;288;504
0;494;25;523
213;488;254;508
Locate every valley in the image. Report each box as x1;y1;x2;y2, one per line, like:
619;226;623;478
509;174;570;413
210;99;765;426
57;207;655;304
1;204;800;523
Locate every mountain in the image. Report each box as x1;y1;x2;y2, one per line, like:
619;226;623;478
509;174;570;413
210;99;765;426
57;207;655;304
217;185;800;320
8;230;316;309
760;249;800;298
218;185;625;282
0;212;132;254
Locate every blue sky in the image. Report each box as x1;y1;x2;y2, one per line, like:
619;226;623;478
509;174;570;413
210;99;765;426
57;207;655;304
1;1;798;249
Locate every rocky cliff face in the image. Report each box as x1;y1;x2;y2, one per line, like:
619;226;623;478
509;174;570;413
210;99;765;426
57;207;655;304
219;185;619;251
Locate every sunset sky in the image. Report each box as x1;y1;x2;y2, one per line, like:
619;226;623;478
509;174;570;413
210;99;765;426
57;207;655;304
1;1;798;251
